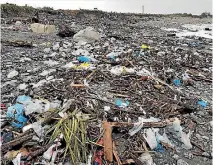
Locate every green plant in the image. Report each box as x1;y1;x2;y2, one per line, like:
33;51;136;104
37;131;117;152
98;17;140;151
47;110;91;164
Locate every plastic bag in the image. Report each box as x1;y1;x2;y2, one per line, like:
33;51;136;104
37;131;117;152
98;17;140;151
129;117;143;136
7;103;28;128
143;128;158;149
170;118;192;149
115;99;129;108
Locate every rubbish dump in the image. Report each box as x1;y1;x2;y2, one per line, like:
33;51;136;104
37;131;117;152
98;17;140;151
1;4;212;165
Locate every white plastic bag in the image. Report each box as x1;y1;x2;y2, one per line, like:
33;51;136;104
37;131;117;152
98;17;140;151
143;128;158;149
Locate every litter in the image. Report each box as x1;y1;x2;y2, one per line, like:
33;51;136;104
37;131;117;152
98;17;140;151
115;99;130;108
7;103;28;128
78;56;91;63
198;100;207;108
173;79;181;86
143;128;158;150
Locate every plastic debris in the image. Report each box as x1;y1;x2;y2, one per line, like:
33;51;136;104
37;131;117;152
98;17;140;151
78;56;91;63
170;118;192;149
141;44;151;50
2;131;13;143
129;117;143;136
173;79;181;86
143;128;158;150
156;131;174;148
7;103;28;128
115;99;129;108
12;153;22;165
198;100;207;108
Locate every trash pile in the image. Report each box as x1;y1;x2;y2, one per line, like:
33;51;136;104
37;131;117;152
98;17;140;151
1;6;212;165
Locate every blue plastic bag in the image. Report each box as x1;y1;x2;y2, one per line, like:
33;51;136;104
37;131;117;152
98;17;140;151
16;95;31;104
115;99;130;108
154;137;165;153
7;103;28;128
173;79;181;86
77;56;90;63
198;100;207;108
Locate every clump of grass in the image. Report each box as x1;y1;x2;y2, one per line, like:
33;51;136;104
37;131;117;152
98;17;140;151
47;110;91;164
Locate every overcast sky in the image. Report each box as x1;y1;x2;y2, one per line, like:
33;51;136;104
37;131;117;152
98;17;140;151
1;0;212;14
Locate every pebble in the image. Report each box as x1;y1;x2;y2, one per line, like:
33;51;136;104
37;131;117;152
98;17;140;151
18;83;28;90
7;70;19;78
44;48;51;53
184;152;193;159
202;136;209;140
173;154;179;160
52;43;60;51
197;111;204;116
177;159;189;165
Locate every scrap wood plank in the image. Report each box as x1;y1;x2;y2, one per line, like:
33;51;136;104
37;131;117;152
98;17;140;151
103;121;113;162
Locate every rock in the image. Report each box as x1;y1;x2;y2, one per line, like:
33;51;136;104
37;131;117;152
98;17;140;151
172;154;179;160
157;51;166;56
197;111;204;116
138;152;155;165
7;70;19;78
202;152;210;157
184;152;193;159
40;69;56;76
30;23;56;34
20;57;31;62
202;136;209;140
63;62;75;68
177;159;189;165
13;21;22;30
52;43;60;51
43;60;59;66
57;25;76;38
18;83;28;90
23;76;32;82
196;134;201;140
73;27;100;43
44;48;51;54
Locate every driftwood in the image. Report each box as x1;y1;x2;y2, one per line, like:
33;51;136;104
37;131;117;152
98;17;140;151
2;40;33;48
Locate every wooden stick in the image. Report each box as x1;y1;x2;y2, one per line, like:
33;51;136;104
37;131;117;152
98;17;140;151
103;121;113;162
70;84;86;88
109;118;175;128
113;142;122;165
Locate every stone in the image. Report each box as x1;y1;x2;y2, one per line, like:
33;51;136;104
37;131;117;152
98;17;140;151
202;136;209;140
43;60;59;66
177;159;189;165
30;23;56;34
197;111;204;116
44;48;51;54
157;51;166;56
7;70;19;78
18;83;28;90
73;27;100;43
52;43;60;51
138;152;155;165
184;152;193;159
172;154;179;160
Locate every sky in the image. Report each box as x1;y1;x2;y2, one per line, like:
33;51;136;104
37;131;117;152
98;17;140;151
1;0;212;15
